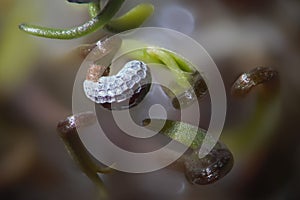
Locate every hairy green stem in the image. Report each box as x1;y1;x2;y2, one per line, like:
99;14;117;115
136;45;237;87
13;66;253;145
88;2;154;32
19;0;124;39
143;118;234;185
88;1;101;18
143;119;211;149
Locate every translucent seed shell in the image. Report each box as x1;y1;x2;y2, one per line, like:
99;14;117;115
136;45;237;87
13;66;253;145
83;60;149;104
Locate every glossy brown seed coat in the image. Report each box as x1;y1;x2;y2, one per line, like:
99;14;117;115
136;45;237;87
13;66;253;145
183;142;234;185
232;67;278;97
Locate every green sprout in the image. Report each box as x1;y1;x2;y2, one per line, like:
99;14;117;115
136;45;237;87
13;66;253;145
105;3;154;33
17;0;280;196
18;0;154;39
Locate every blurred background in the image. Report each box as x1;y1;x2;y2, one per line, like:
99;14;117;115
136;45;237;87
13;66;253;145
0;0;299;199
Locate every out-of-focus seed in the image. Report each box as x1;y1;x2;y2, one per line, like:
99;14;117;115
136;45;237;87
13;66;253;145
183;142;234;185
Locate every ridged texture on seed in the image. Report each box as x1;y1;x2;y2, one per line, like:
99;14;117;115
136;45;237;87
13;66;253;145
83;60;149;104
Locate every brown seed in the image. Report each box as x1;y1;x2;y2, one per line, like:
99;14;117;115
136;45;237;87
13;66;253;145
183;142;234;185
231;67;278;97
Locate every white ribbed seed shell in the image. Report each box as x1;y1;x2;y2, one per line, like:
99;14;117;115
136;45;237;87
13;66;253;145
83;60;149;104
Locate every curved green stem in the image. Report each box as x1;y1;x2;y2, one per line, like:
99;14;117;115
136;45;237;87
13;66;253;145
105;3;154;33
143;119;211;150
19;0;124;39
88;1;101;18
88;3;154;32
142;118;234;185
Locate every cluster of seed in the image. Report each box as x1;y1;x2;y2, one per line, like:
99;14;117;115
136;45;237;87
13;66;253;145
83;60;149;104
